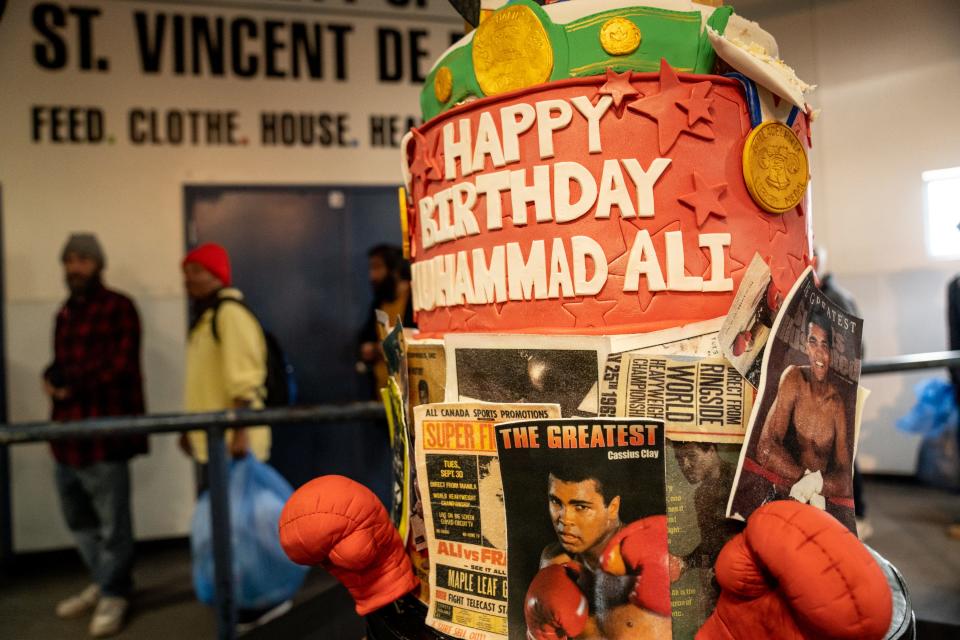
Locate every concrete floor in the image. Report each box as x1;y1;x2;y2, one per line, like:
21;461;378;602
0;477;957;639
861;477;960;630
0;541;343;640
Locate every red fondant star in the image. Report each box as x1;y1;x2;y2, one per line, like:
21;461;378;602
407;129;429;187
765;212;788;241
678;172;728;227
676;82;714;127
448;306;477;331
596;68;642;118
409;129;444;189
627;59;715;154
425;130;445;182
562;298;618;328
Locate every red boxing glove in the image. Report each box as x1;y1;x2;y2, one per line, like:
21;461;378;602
697;501;892;640
279;475;418;615
524;563;589;640
599;516;673;617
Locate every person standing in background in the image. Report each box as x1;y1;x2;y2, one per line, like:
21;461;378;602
180;242;270;467
358;244;414;398
44;233;148;638
180;243;290;631
946;272;960;540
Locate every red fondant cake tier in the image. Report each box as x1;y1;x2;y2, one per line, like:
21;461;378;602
404;67;812;335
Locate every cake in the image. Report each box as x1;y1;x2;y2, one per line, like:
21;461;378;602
401;0;813;336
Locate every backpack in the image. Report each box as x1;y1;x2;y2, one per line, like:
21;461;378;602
210;297;297;407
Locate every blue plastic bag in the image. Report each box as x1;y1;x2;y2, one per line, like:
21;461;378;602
896;378;960;490
191;455;308;610
895;378;958;437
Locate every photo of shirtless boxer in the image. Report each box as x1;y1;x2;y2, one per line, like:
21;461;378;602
524;469;673;640
728;270;862;533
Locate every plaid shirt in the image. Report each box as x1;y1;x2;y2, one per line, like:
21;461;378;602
46;283;148;466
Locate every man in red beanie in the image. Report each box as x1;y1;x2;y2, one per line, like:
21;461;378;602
180;243;287;629
180;243;271;464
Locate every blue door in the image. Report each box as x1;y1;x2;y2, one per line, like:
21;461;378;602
185;184;399;501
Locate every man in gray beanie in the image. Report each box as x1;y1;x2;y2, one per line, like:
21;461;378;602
43;233;148;637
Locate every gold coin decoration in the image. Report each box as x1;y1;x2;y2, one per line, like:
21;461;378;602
600;17;641;56
434;66;453;103
472;4;553;97
742;121;809;214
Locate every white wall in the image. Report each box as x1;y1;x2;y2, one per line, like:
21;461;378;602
4;0;958;552
0;0;461;550
739;0;960;472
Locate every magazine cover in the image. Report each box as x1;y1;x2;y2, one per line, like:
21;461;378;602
496;418;671;640
414;402;561;640
665;438;743;638
727;267;863;532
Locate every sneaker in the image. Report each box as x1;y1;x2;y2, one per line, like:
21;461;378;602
55;584;100;619
89;596;128;638
856;517;874;541
235;600;294;634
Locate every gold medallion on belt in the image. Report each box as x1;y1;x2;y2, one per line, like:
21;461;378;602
472;4;554;96
600;17;642;56
742;121;809;214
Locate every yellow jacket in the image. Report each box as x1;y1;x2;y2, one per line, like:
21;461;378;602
185;288;270;463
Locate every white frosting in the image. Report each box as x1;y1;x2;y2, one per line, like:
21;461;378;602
473;245;508;303
699;232;733;291
708;15;814;109
570;95;612;154
624;229;667;292
622;158;671;218
473;111;507;169
664;230;703;291
509;165;552;225
500;103;536;163
595;159;636;220
548;237;576;298
535;99;574;159
572;235;608;295
554;162;598;223
476;170;511;230
507;240;548;300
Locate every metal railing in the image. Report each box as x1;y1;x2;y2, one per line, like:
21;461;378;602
0;350;956;639
0;401;386;640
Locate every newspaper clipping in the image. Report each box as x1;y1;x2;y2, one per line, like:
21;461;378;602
496;418;671;640
719;254;780;387
414;402;561;640
666;438;743;638
445;334;609;417
727;267;863;532
408;340;446;408
600;354;752;444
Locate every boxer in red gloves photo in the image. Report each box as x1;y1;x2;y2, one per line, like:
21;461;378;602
524;469;675;640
